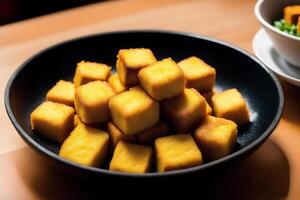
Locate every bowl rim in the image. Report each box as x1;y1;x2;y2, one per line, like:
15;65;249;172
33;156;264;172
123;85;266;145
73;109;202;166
4;30;284;178
254;0;300;41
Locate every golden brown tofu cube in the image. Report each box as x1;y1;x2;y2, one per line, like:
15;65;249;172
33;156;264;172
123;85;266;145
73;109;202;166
116;48;157;86
109;141;153;173
46;80;75;106
109;87;159;135
31;101;75;143
194;116;237;161
205;100;213;115
212;89;250;126
154;134;202;172
74;114;104;129
59;124;109;167
178;56;216;93
74;114;83;128
108;74;128;94
138;58;185;101
161;88;207;133
107;122;136;153
284;5;300;24
136;121;168;145
74;81;115;124
73;61;111;88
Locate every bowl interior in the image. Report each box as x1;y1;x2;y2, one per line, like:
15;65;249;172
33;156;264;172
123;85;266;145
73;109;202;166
6;31;282;175
259;0;300;24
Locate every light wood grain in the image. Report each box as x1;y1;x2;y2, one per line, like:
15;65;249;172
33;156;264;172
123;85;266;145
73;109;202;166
0;0;299;199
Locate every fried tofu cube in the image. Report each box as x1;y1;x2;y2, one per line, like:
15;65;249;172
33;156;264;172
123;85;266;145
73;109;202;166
59;125;109;167
212;89;250;126
74;114;104;129
108;74;128;94
138;58;185;101
284;5;300;24
74;81;115;124
116;48;157;86
74;114;83;128
109;141;153;173
107;122;136;153
194;116;237;161
178;56;216;93
154;134;202;172
30;101;74;143
109;87;159;135
46;80;75;106
136;121;168;145
205;100;213;115
73;61;111;88
161;88;207;133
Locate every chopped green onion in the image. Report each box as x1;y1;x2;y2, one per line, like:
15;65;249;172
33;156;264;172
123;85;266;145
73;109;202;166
273;19;300;38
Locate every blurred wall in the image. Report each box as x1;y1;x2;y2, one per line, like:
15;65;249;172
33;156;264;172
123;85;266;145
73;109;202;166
0;0;105;25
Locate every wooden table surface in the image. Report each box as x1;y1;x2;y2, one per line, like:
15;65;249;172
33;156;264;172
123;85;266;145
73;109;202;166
1;0;300;199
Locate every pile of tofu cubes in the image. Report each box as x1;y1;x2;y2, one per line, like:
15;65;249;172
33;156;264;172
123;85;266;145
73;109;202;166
30;48;250;173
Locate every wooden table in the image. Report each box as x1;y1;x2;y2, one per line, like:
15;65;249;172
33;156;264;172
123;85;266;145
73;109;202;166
1;0;299;199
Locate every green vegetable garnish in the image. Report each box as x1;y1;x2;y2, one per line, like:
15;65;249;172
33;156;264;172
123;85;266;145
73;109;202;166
273;19;300;37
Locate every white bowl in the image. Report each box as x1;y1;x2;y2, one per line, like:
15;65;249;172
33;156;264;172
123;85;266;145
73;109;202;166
255;0;300;67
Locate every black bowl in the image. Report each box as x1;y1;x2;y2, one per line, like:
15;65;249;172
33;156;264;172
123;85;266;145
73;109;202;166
4;30;284;179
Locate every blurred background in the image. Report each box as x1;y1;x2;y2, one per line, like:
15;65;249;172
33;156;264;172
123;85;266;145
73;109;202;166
0;0;105;25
